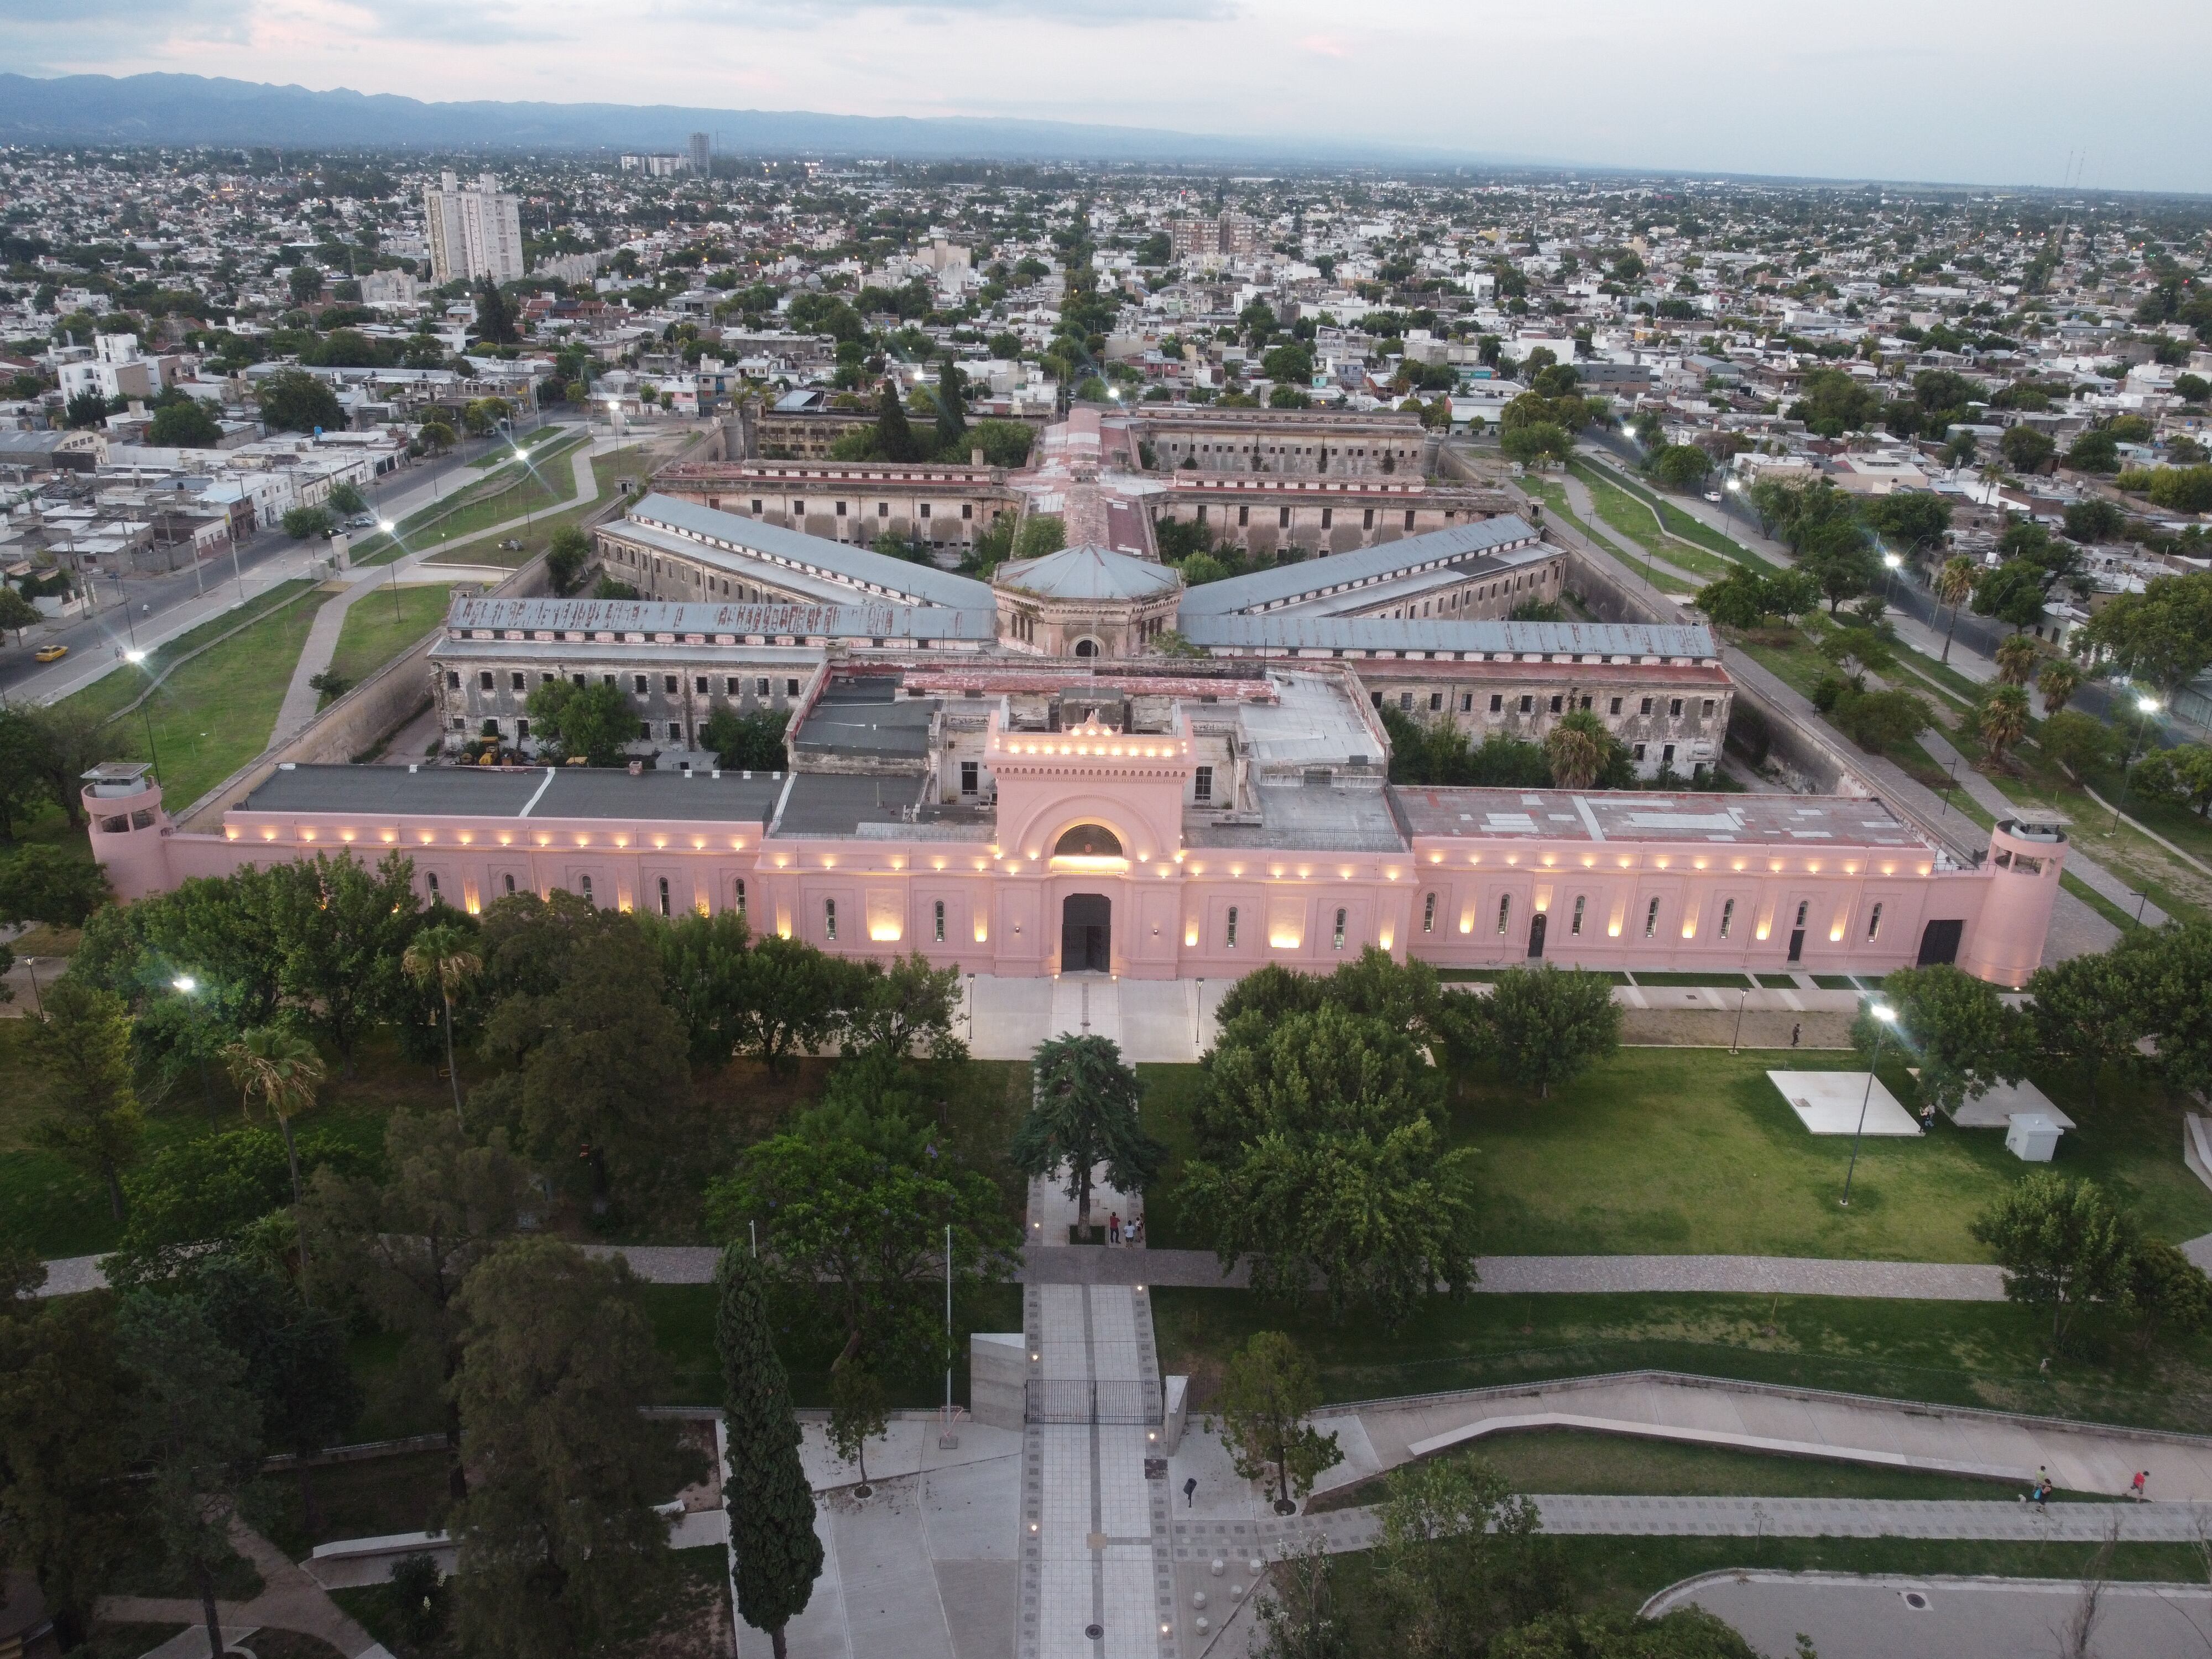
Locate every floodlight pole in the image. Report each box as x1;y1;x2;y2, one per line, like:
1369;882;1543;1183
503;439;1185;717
1840;1013;1893;1208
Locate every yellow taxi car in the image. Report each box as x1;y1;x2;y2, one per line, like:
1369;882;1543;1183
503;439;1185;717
33;644;67;663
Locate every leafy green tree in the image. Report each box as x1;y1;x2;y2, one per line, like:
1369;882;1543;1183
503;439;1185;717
842;950;966;1064
1863;489;1953;550
327;481;368;516
303;1110;529;1502
473;891;692;1206
708;1126;1016;1375
2036;658;2083;718
263;851;420;1076
2073;572;2212;697
1799;526;1880;615
1490;1608;1757;1657
2067;429;2120;474
1482;966;1621;1099
645;907;753;1072
448;1240;681;1659
2129;921;2212;1098
0;586;42;648
2064;498;2126;544
933;357;967;455
1500;421;1572;466
1972;560;2049;630
545;525;592;596
281;505;335;539
1186;1002;1479;1322
727;933;862;1073
1828;687;1931;755
2121;1239;2212;1350
418;419;457;453
0;1290;135;1650
1859;967;2022;1117
64;389;112;430
700;706;790;772
827;1357;888;1493
402;922;481;1124
149;397;222;446
119;1292;263;1659
714;1246;823;1659
968;419;1035;468
2036;709;2116;780
1014;513;1066;561
258;367;345;434
107;1126;362;1288
1376;1454;1556;1656
524;677;638;766
289;265;324;304
2001;424;2056;473
190;1255;360;1531
28;979;144;1220
1212;1332;1342;1511
1648;445;1710;491
1011;1034;1165;1233
1542;709;1618;792
473;278;518;346
873;379;920;462
1970;1172;2131;1342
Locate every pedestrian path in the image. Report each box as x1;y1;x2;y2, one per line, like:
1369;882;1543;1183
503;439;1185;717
98;1515;390;1659
1555;472;1707;592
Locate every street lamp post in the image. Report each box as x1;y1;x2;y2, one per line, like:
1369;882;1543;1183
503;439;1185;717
2111;693;2163;834
1881;551;1902;608
123;649;163;784
173;974;211;1104
1841;1003;1897;1208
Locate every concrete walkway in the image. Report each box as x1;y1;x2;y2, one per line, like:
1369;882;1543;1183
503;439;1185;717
267;431;597;745
98;1516;390;1659
1556;471;1708;592
1917;726;2171;929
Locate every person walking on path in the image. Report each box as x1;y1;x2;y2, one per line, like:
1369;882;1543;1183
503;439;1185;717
1108;1212;1121;1246
1919;1103;1937;1134
2132;1470;2150;1502
1791;1022;1802;1048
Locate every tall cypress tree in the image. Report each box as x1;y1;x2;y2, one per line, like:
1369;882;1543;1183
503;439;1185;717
934;357;967;456
874;379;919;462
715;1244;824;1659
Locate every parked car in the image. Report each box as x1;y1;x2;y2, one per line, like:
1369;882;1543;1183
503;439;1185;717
498;538;523;550
33;644;67;662
1703;491;1724;503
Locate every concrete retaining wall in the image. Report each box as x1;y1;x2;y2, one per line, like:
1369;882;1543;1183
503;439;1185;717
971;1331;1027;1431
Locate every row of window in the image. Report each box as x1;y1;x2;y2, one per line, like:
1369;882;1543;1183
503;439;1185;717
750;497;976;521
457;669;804;700
1213;906;1352;950
1191;503;1420;532
1413;891;1886;943
1385;691;1717;720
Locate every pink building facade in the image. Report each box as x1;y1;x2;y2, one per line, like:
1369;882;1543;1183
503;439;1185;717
82;738;2064;989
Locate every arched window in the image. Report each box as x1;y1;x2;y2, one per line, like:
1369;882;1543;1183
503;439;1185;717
824;898;837;942
733;878;747;919
1333;908;1347;950
580;874;594;906
1866;902;1884;942
1225;906;1239;948
657;876;671;917
1073;638;1098;658
934;900;946;943
1645;896;1661;938
1053;823;1124;858
426;872;440;899
1496;894;1511;936
1571;895;1586;936
1719;898;1735;940
503;873;516;896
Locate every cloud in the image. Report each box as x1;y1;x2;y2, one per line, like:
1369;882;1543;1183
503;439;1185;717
1296;32;1349;56
645;0;1235;31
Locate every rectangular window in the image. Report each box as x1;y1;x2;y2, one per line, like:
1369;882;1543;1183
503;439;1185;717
1399;692;1414;711
726;676;740;696
1796;901;1809;927
1719;898;1735;940
1429;692;1443;712
1550;694;1563;714
1404;509;1416;531
1571;895;1585;936
657;876;671;917
1279;505;1291;528
573;672;587;688
1497;894;1511;935
963;503;973;520
835;499;847;516
756;677;769;697
1610;697;1623;715
1321;507;1333;529
792;499;805;517
1645;896;1661;938
580;874;594;906
824;899;837;941
1702;698;1716;718
638;720;651;738
1362;507;1374;530
921;503;931;519
1489;693;1504;713
668;722;684;740
692;676;707;695
1662;742;1676;766
1670;698;1684;718
1423;892;1437;933
734;879;746;919
1225;906;1239;948
961;760;979;795
664;675;679;695
1460;692;1473;712
1640;697;1653;715
633;674;648;695
1333;907;1347;950
935;900;947;943
516;718;529;739
1519;695;1533;714
786;679;800;698
446;671;460;689
1633;742;1647;760
509;671;524;692
1194;765;1214;802
1238;503;1249;527
1867;902;1884;942
478;670;494;691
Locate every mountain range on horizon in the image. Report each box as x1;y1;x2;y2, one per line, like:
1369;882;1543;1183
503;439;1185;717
0;71;1472;169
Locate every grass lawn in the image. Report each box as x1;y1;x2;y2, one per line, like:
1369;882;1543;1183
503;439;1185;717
1152;1286;2212;1432
1628;972;1754;989
1567;462;1739;583
320;582;455;704
467;424;581;468
1139;1046;2212;1263
248;1450;455;1561
420;445;651;571
353;434;596;564
1573;456;1775;571
46;580;333;813
1307;1429;2099;1510
1322;1536;2206;1644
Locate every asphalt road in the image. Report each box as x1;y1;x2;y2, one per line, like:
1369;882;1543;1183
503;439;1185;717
0;435;508;706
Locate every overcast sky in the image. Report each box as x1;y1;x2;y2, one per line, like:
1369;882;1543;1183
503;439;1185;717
8;0;2209;194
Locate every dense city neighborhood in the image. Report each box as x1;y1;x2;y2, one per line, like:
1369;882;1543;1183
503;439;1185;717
6;41;2212;1659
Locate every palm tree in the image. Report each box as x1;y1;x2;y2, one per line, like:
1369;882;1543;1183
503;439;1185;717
1994;633;2040;687
1544;709;1612;791
403;924;481;1126
2037;658;2083;718
1980;684;2032;766
224;1025;326;1206
1934;555;1976;664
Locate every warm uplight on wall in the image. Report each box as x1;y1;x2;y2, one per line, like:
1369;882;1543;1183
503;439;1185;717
1185;923;1199;947
974;918;989;943
260;827;277;841
300;828;316;842
870;924;902;942
1830;920;1846;943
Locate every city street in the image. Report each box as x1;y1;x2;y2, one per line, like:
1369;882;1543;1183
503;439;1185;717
0;428;536;707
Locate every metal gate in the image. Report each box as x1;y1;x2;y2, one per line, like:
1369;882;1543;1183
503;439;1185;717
1024;1379;1163;1426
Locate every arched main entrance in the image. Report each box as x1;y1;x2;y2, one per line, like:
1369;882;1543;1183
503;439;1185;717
1061;893;1111;972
